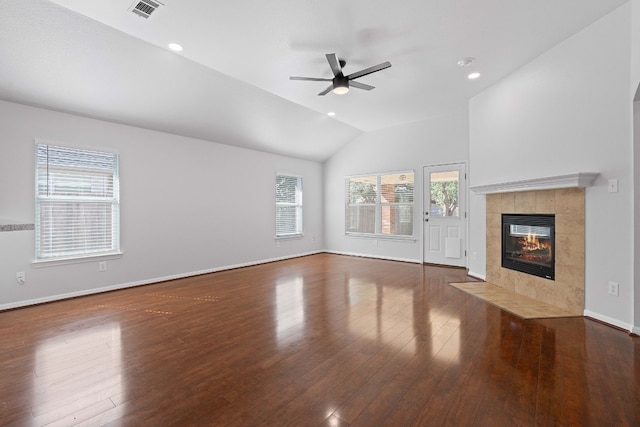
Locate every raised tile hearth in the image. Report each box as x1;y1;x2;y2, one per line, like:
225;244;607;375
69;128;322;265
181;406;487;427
449;282;577;319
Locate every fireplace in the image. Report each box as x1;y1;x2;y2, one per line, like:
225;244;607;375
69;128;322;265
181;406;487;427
502;214;555;280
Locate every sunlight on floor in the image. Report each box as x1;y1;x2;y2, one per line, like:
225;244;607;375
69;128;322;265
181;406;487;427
32;323;124;425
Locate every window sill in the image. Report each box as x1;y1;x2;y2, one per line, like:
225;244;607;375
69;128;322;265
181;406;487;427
345;233;416;242
32;252;123;268
275;234;304;241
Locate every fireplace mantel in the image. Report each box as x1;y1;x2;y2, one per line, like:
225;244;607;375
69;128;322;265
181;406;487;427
470;173;599;195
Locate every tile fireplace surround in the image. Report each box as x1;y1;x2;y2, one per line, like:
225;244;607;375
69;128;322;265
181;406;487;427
485;188;585;315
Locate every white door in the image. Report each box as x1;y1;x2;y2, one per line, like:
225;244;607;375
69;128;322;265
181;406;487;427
423;163;466;267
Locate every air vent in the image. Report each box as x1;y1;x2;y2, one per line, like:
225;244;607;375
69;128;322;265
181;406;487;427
129;0;163;19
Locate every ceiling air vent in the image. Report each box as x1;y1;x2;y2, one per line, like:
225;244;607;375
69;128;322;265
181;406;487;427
129;0;163;19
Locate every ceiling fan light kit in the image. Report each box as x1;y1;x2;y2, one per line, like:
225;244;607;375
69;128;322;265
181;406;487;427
290;53;391;96
332;77;349;95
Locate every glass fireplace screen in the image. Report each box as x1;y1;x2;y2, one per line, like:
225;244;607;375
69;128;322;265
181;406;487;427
502;214;555;280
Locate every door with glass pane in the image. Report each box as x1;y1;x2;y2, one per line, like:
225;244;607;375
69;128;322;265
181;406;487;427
423;163;466;267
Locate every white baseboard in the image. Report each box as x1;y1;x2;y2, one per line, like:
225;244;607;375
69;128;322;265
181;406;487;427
467;271;486;281
583;310;634;333
0;251;323;312
323;250;421;264
632;325;640;336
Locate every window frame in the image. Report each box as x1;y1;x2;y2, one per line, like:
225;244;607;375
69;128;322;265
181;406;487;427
275;174;303;239
345;170;415;241
34;141;121;263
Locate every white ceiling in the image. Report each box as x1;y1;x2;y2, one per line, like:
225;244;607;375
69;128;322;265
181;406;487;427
0;0;627;161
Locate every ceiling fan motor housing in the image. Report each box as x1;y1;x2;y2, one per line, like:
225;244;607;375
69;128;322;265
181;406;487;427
333;76;349;94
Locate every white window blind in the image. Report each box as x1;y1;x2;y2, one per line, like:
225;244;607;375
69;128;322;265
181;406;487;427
35;143;120;260
345;171;414;237
275;175;303;238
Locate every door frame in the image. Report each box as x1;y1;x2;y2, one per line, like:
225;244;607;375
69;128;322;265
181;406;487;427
421;161;468;267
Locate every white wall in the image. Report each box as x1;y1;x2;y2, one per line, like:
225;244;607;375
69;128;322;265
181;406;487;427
633;0;640;87
469;4;634;328
631;0;640;336
467;192;486;279
0;100;324;309
634;99;640;334
324;112;469;262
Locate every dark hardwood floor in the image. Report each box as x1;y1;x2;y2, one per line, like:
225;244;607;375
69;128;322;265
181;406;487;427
0;253;638;426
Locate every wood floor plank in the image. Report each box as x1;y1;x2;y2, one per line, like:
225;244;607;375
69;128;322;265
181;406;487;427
0;254;638;426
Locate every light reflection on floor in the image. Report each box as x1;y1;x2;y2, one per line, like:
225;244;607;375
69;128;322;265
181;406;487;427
347;277;417;355
429;309;461;362
31;322;124;425
275;277;305;346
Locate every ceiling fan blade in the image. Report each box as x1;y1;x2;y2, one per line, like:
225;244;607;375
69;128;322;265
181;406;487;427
346;61;391;80
350;81;375;91
326;53;343;77
318;85;334;96
290;76;332;81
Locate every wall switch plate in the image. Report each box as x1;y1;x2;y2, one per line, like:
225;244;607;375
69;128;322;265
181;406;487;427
608;281;619;296
608;179;618;193
99;261;107;272
16;272;25;285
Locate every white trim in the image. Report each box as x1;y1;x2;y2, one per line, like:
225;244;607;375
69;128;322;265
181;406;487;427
467;271;486;281
584;309;634;332
470;173;599;194
274;234;304;241
275;171;303;178
632;325;640;335
344;169;415;180
32;252;123;267
35;137;121;156
0;251;323;312
324;250;421;264
345;233;417;242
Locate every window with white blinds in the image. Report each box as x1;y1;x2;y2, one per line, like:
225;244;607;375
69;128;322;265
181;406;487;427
275;175;303;238
35;143;120;260
345;171;414;237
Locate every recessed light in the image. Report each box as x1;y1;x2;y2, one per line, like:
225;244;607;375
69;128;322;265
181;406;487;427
168;43;183;52
457;57;475;67
327;112;336;117
467;72;481;80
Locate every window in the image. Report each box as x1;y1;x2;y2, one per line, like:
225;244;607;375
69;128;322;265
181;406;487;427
275;175;303;238
35;143;120;260
345;171;414;237
429;170;460;217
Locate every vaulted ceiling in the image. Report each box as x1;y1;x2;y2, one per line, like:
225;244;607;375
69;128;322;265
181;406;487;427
0;0;627;161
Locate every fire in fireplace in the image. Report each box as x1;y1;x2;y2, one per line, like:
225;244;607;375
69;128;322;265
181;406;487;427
502;214;555;280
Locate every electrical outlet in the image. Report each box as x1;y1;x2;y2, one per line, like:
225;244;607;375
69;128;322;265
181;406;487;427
608;281;619;296
99;261;107;272
608;179;618;193
16;272;25;285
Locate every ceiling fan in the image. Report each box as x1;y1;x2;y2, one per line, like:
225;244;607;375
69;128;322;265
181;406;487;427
290;53;391;96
